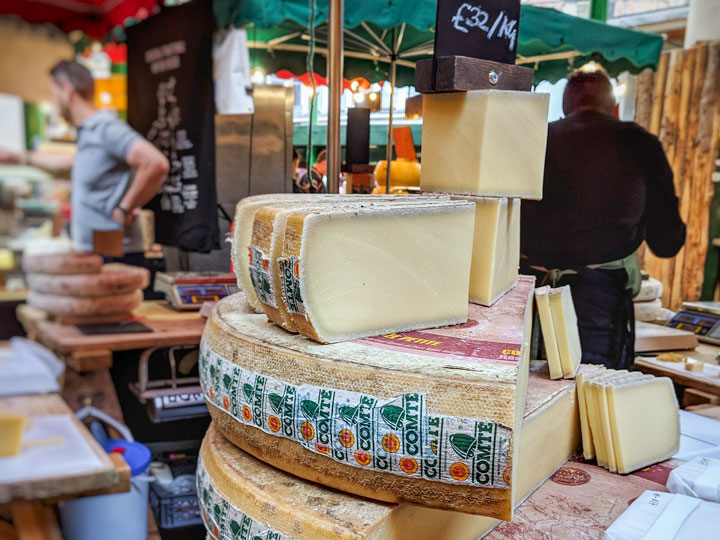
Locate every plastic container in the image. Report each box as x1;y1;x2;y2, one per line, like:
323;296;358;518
59;407;153;540
149;453;202;528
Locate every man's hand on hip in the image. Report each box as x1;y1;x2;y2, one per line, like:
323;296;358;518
112;206;139;227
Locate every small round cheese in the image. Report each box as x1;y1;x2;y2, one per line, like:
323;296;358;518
22;252;103;275
27;290;143;316
26;264;150;297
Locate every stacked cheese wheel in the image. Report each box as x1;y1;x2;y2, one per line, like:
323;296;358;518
23;252;149;319
633;276;673;322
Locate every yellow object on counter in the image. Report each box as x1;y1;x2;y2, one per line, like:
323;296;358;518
0;249;14;271
374;159;421;187
0;413;28;457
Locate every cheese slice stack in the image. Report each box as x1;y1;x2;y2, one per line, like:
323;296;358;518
420;90;549;199
535;286;582;379
200;278;535;519
198;362;581;539
455;196;520;307
577;369;679;473
280;201;475;343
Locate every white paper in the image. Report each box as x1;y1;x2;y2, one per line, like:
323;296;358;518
213;28;254;114
0;93;25;155
0;415;103;484
0;340;60;396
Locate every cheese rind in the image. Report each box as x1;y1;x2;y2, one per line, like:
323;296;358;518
535;286;562;380
200;278;535;519
27;289;143;316
199;362;579;540
420;90;549;199
22;252;103;275
282;202;475;343
25;264;150;297
549;286;582;378
459;197;520;307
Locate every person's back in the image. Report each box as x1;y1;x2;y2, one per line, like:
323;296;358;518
521;70;685;370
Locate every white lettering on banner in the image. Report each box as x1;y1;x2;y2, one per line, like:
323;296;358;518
450;3;517;50
146;76;200;215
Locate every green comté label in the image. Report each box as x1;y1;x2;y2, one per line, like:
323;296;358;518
199;342;513;489
277;256;305;315
248;245;277;308
197;456;292;540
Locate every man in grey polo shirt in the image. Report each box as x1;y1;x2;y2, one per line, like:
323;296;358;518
2;60;168;264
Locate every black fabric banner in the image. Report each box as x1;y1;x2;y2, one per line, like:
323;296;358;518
127;0;219;252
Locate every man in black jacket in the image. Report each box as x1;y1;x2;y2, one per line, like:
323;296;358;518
522;70;685;369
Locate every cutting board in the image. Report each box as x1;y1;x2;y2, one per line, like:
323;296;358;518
635;321;699;352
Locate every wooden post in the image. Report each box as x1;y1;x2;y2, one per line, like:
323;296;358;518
634;68;655;131
649;52;670;136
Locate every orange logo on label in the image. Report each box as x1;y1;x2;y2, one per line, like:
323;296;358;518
268;415;281;432
503;465;512;486
382;434;401;453
242;405;252;422
399;457;418;475
201;507;207;524
551;467;591;486
222;395;230;411
212;524;219;538
354;450;371;466
247;248;253;264
208;387;215;401
338;429;355;448
262;259;269;271
301;422;315;441
315;443;330;454
430;441;438;454
294;260;300;278
449;462;470;482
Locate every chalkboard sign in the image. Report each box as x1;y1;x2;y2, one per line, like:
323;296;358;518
434;0;521;65
346;107;370;166
127;0;219;253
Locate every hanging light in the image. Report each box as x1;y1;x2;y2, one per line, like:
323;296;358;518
579;61;601;73
368;92;378;101
353;92;365;103
350;80;359;91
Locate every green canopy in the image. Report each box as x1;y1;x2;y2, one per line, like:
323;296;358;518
214;1;663;84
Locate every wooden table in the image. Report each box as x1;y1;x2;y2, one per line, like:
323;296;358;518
635;342;720;400
17;300;206;372
0;394;128;503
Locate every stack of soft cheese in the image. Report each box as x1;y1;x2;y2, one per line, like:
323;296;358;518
535;285;582;380
23;252;150;321
633;276;673;322
419;89;550;306
231;194;476;343
577;368;680;474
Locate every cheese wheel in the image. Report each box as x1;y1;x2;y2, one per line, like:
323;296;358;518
26;264;150;297
200;277;535;520
22;252;103;275
27;289;143;316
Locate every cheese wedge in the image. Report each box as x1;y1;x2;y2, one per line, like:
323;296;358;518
535;286;562;380
280;201;475;343
200;278;535;519
199;362;579;539
420;90;549;199
606;377;679;474
549;286;582;378
0;413;27;457
457;197;520;307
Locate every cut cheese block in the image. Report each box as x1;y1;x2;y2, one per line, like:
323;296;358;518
457;197;520;307
549;286;582;378
200;277;535;519
606;377;679;474
635;277;663;302
198;362;579;539
233;194;450;314
0;413;27;457
535;286;562;380
685;358;704;372
280;201;475;343
420;90;549;199
27;289;142;316
26;264;150;297
634;298;664;321
22;252;103;275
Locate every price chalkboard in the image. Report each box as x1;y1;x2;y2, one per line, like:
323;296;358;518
434;0;521;65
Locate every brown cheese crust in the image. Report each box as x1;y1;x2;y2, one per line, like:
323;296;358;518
27;289;143;316
26;264;149;297
22;252;104;275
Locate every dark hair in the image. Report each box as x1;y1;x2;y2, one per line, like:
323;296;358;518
50;60;95;101
293;147;301;162
316;149;327;163
563;70;614;114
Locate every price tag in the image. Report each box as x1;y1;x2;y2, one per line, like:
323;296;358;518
434;0;521;65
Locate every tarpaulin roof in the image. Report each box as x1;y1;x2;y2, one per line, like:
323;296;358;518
217;1;664;84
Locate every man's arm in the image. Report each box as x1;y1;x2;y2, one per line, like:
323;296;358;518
643;134;686;258
112;139;169;226
0;146;74;174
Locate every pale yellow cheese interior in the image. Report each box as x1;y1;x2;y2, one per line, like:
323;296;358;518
549;286;582;378
607;377;679;474
0;413;27;457
461;197;520;306
299;205;475;343
420;90;549;199
535;286;562;380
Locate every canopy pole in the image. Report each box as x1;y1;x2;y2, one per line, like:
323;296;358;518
327;0;343;193
385;27;397;194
